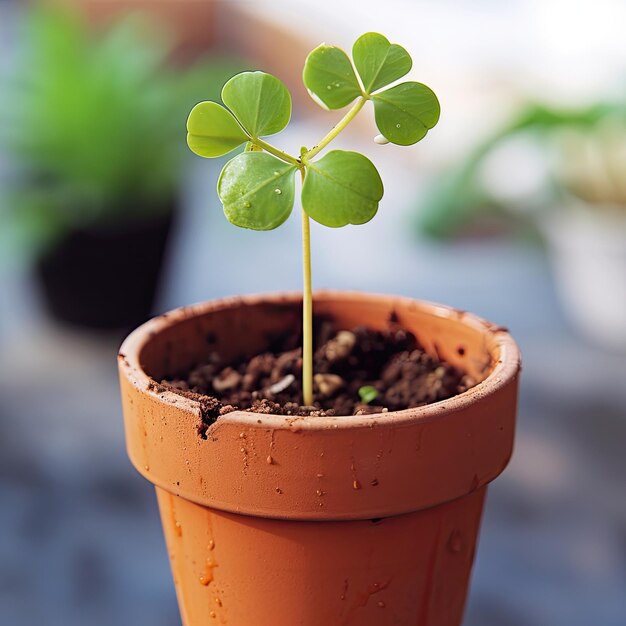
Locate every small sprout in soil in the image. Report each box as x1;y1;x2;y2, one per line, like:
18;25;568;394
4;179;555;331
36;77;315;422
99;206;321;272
358;385;379;405
186;33;440;406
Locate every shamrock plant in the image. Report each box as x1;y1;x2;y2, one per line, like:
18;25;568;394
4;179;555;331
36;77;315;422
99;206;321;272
186;32;440;406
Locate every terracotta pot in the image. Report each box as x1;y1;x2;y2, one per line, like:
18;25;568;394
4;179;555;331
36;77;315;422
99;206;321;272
54;0;218;61
118;292;520;626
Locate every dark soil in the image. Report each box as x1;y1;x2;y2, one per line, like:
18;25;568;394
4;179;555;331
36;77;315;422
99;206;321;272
160;316;475;436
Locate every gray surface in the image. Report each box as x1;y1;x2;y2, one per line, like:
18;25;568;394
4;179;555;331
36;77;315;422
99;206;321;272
1;157;625;626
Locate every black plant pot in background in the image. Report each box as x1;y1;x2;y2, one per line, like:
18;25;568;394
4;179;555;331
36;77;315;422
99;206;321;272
35;207;175;330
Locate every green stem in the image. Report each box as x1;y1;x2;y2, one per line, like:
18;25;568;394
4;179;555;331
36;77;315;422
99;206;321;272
253;137;299;165
300;168;313;407
304;96;368;161
256;96;370;407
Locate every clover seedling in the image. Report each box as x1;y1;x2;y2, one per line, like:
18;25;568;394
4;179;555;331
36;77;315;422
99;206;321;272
358;385;380;405
187;32;440;406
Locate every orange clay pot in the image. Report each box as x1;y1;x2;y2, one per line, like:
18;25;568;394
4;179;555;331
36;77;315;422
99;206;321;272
118;292;520;626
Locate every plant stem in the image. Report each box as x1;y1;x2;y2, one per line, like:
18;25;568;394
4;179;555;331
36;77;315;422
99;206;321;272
253;137;299;165
300;168;313;407
304;96;368;161
256;96;370;406
297;96;371;405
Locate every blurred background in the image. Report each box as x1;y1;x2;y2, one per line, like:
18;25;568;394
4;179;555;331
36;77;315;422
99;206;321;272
0;1;625;624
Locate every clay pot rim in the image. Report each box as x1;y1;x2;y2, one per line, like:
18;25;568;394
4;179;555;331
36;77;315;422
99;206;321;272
120;291;520;430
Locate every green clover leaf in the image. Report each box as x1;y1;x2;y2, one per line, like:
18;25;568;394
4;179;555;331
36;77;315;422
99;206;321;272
352;32;412;94
186;101;249;158
372;82;440;145
358;385;379;404
217;152;297;230
302;45;362;110
302;150;383;227
221;71;291;139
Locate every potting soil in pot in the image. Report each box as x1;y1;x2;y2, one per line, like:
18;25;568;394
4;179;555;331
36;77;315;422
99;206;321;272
157;316;474;437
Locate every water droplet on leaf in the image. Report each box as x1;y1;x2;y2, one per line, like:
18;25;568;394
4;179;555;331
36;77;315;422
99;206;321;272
243;201;251;208
274;188;282;195
396;123;401;128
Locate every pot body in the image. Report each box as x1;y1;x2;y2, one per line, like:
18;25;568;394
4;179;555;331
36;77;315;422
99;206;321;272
541;207;626;351
37;208;173;329
60;0;218;61
119;292;520;626
156;486;486;626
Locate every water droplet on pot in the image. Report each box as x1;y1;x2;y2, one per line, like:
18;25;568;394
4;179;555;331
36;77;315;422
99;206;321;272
200;576;211;586
208;539;215;550
448;530;464;553
274;188;282;195
210;610;216;618
377;601;386;608
144;465;150;472
353;480;361;490
215;597;222;607
266;455;274;465
174;521;182;537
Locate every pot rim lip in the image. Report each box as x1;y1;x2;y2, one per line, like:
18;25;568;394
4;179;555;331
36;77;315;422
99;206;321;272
119;290;521;430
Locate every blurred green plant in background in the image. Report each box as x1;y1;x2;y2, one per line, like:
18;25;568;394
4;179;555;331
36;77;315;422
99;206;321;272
0;4;238;260
417;100;626;240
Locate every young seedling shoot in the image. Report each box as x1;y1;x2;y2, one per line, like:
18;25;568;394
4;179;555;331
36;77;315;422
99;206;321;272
358;385;380;405
186;32;440;407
